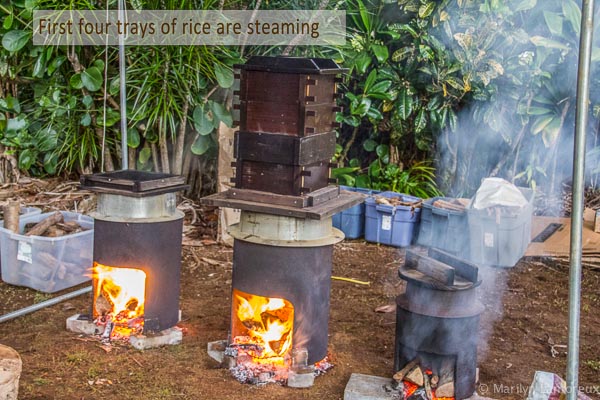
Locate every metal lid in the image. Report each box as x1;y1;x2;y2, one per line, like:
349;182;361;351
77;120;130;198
235;56;348;75
80;170;188;197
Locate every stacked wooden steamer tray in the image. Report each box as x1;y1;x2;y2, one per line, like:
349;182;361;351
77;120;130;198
228;56;344;206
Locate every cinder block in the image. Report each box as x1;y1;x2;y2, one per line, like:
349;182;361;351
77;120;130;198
129;327;182;350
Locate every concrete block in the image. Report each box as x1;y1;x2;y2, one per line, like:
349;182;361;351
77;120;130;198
344;373;395;400
207;340;228;364
287;367;315;388
66;314;103;335
129;327;182;350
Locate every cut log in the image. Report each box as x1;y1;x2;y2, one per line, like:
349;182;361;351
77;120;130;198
3;202;20;233
435;381;454;398
404;365;424;387
0;345;21;400
393;359;418;383
405;250;455;286
427;247;479;283
56;221;82;233
25;212;63;236
46;226;66;237
430;374;439;388
432;199;465;212
423;373;433;400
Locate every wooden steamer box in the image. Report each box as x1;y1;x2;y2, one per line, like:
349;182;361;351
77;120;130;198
231;56;346;197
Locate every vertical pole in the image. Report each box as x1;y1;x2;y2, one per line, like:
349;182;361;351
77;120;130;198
567;1;594;398
118;0;128;170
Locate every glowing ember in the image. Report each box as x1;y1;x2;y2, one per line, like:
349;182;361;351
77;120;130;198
92;263;146;339
232;290;294;364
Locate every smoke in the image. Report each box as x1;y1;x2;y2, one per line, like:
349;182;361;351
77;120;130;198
434;0;600;200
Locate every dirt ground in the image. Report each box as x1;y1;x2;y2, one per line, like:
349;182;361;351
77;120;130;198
0;181;599;400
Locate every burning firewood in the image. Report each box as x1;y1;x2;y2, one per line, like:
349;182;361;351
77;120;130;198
423;372;433;400
404;365;424;387
435;381;455;398
393;359;418;383
435;358;455;398
25;211;64;236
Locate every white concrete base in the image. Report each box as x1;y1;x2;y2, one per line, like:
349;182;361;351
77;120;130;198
66;314;103;335
129;327;183;350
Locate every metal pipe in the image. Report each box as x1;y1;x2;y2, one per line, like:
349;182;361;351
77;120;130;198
567;0;595;398
118;0;128;170
0;286;92;324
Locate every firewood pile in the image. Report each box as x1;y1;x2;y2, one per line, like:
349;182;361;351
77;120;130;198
431;198;469;212
1;208;93;293
375;196;423;208
389;358;455;400
22;212;89;237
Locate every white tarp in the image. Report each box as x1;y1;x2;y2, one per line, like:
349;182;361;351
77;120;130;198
472;177;528;210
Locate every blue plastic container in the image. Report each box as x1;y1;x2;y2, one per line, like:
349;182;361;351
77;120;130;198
364;191;422;247
417;197;469;257
332;186;380;239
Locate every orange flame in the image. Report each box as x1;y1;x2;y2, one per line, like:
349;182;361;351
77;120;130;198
232;290;294;364
92;263;146;337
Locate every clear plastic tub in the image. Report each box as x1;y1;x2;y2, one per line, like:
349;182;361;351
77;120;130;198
0;211;94;292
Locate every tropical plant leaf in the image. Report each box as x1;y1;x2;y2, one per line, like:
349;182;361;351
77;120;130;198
363;139;377;152
1;30;30;52
191;134;213;155
562;0;581;36
531;115;554;135
371;44;389;63
541;117;561;147
128;127;140;147
418;2;435;19
18;149;35;170
513;0;536;12
397;89;413;120
355;52;371;74
193;105;215;135
530;36;570;51
214;63;234;88
210;101;233;128
414;107;427;133
543;11;563;36
139;147;152;163
80;113;92;127
81;67;103;92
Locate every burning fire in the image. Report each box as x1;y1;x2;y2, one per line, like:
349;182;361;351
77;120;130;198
232;290;294;364
92;263;146;338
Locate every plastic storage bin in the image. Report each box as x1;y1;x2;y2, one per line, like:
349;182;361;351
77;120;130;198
417;197;469;257
0;206;42;277
364;191;422;247
0;211;94;292
332;186;381;239
467;187;534;267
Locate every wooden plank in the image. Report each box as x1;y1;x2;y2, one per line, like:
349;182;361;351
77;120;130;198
404;250;455;286
226;188;308;208
427;247;479;283
200;190;364;220
242;71;300;103
243;101;299;135
307;185;340;207
235;131;335;165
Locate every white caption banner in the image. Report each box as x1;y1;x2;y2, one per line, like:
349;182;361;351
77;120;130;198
33;10;346;46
